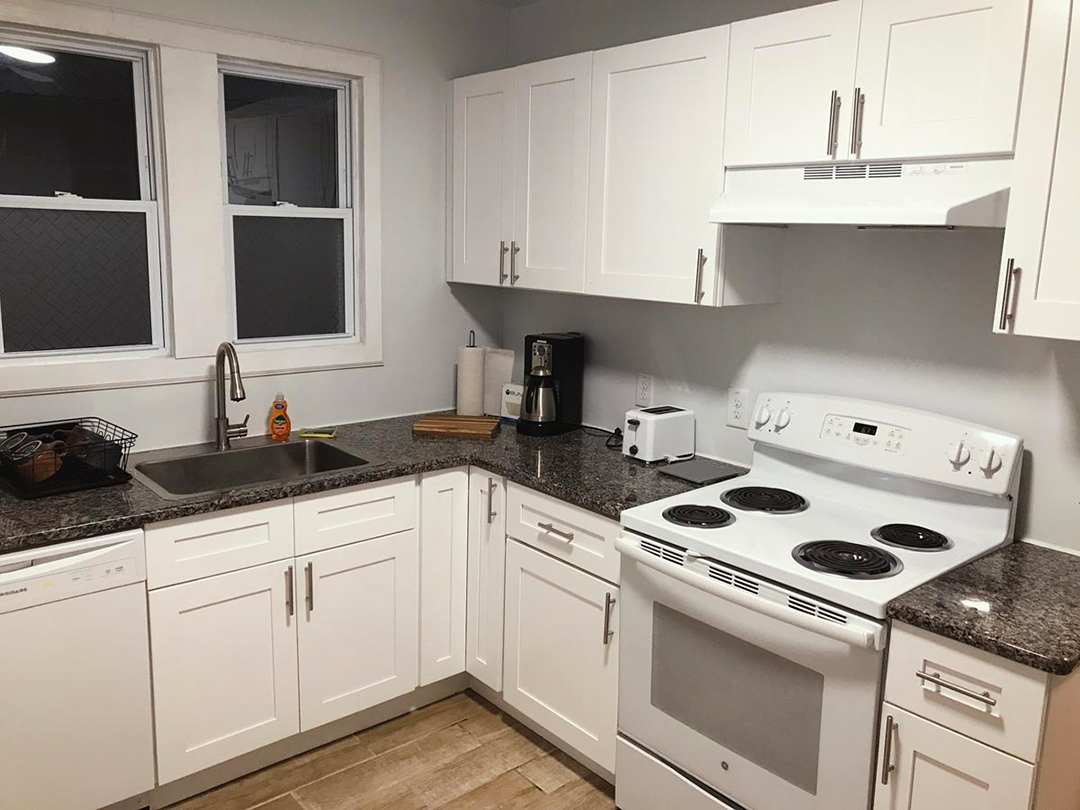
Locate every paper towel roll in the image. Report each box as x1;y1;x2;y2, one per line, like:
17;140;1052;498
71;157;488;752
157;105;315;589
456;345;486;416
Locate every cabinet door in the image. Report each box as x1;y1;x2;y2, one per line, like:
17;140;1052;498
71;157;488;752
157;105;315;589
466;467;506;691
149;561;299;783
451;68;516;286
512;54;592;293
996;0;1080;340
873;705;1034;810
585;27;728;305
503;539;619;771
297;531;419;731
419;468;468;686
853;0;1031;161
724;1;861;167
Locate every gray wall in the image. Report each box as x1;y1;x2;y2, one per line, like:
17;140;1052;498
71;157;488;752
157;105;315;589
500;0;1080;551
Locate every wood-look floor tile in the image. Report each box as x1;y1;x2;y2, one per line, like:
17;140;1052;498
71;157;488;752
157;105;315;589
407;722;553;807
168;735;374;810
433;770;539;810
355;692;487;755
456;695;511;742
516;749;591;794
254;795;306;810
295;725;479;810
519;774;615;810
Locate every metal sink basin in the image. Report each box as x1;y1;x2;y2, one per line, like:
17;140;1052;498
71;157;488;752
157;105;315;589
133;439;381;500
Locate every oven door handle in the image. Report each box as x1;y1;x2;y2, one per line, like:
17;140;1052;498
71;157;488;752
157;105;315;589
616;536;885;651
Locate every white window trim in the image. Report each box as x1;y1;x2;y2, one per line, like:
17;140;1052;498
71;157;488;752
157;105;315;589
0;31;167;361
0;0;384;397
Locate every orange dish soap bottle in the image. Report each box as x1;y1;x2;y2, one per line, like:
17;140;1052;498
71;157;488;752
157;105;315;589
270;394;291;442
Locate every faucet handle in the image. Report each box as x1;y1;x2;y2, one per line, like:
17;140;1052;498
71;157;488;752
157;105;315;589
227;414;250;440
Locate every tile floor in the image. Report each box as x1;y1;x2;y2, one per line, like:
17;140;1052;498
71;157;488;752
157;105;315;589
168;691;616;810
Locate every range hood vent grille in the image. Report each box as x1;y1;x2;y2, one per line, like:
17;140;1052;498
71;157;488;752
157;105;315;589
803;163;903;181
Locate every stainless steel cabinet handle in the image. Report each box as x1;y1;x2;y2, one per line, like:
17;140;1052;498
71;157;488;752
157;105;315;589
538;521;574;542
285;565;295;618
487;477;498;524
851;88;865;156
880;715;896;785
915;670;997;706
694;248;707;304
499;241;509;285
826;89;841;157
510;241;521;285
998;258;1019;331
603;593;616;645
305;562;314;612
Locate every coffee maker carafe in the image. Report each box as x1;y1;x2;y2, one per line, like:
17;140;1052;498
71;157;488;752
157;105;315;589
517;333;584;436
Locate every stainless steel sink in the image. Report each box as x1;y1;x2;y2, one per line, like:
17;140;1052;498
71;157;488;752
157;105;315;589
133;439;381;500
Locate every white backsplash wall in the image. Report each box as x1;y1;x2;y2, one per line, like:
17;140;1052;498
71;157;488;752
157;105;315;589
501;227;1080;551
0;0;508;449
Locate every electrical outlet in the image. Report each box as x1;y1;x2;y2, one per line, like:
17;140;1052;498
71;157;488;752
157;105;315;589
727;388;750;429
636;374;653;407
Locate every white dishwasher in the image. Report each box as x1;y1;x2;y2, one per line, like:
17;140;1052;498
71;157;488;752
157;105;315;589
0;530;155;810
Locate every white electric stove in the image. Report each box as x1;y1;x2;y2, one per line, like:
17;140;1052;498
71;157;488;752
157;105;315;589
615;392;1023;810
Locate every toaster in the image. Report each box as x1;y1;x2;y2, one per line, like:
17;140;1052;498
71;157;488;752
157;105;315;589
623;406;695;463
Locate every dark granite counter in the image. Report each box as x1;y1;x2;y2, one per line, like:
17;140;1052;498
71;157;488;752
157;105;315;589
0;413;737;556
888;542;1080;676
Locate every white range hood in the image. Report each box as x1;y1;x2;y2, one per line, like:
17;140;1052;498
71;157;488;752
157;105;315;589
710;158;1011;228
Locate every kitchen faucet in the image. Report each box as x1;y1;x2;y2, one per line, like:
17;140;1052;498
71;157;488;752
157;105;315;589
215;341;249;451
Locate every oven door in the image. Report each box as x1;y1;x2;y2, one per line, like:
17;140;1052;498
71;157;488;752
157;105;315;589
617;535;886;810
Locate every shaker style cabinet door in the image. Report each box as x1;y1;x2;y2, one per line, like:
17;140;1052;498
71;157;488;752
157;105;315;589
512;54;593;293
451;68;516;286
503;539;619;772
149;561;300;783
724;0;861;167
466;468;507;692
873;705;1034;810
996;0;1080;340
852;0;1031;161
584;26;728;305
297;531;419;731
419;468;468;686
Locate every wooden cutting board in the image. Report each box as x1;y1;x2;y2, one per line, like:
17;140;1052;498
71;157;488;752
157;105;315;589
413;414;501;439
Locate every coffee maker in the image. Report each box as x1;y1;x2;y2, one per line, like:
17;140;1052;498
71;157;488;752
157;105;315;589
517;333;585;436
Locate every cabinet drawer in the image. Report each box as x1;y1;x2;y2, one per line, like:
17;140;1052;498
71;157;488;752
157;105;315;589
294;476;418;556
145;500;294;589
886;623;1048;762
506;482;620;583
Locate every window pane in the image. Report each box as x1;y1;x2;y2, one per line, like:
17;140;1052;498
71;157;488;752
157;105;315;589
223;74;340;208
0;208;153;352
233;216;346;339
0;47;142;200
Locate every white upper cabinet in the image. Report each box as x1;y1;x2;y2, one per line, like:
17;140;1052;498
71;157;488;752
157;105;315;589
996;0;1080;340
512;54;593;292
853;0;1031;161
452;69;516;287
585;27;729;304
724;0;860;167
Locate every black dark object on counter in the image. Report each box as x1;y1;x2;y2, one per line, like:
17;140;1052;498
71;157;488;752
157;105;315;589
658;457;746;486
0;417;137;499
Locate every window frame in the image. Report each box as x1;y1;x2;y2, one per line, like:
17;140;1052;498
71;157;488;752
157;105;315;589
217;61;358;351
0;28;167;360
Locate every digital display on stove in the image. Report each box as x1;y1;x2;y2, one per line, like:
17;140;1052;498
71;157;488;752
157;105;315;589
853;422;878;436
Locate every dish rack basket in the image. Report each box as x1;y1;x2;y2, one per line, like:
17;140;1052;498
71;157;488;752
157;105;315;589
0;417;138;499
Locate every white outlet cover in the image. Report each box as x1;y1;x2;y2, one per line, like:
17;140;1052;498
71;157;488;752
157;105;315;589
636;374;653;407
727;388;750;429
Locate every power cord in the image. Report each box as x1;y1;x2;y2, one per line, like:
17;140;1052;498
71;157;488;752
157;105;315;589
581;425;624;450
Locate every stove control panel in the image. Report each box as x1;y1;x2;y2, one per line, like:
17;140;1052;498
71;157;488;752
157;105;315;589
749;392;1023;497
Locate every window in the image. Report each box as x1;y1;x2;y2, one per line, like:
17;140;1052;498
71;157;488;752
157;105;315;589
220;66;355;345
0;34;162;357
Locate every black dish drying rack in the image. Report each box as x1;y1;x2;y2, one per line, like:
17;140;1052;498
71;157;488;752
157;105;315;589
0;417;137;499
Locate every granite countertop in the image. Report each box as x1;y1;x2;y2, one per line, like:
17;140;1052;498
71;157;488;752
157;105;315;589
888;542;1080;676
0;413;738;556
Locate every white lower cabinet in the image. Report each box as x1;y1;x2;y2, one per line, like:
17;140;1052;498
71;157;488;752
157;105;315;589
466;467;507;691
149;560;300;784
874;704;1034;810
503;538;619;772
298;531;419;730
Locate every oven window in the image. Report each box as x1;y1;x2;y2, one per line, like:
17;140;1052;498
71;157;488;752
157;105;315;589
651;604;824;794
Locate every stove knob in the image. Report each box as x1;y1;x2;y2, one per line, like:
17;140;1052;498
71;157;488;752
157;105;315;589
977;447;1003;477
774;409;791;431
947;440;971;469
754;405;772;428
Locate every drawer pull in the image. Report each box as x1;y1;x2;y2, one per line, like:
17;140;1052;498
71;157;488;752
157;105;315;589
538;521;574;542
285;565;295;618
880;714;896;785
487;477;498;524
603;592;616;645
305;562;315;612
916;670;997;706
